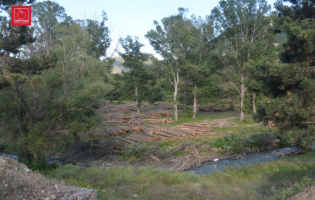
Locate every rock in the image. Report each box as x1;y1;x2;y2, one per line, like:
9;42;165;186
24;168;30;173
1;157;98;200
272;139;280;145
148;154;160;163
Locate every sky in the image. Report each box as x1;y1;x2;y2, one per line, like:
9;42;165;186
41;0;278;57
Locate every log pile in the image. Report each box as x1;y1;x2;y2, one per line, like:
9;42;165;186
121;128;203;144
90;125;142;138
126;132;161;143
145;110;172;117
144;117;174;124
175;123;213;132
198;106;230;112
118;103;138;107
141;125;166;134
128;119;145;126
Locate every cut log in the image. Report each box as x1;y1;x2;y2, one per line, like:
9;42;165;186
116;136;134;145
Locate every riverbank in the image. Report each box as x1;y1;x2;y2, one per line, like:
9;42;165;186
47;152;315;200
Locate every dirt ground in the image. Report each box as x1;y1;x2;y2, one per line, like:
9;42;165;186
286;186;315;200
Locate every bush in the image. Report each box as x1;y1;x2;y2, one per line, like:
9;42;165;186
213;131;291;155
20;158;59;175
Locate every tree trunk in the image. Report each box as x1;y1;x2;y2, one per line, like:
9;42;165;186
183;90;187;111
135;83;139;113
193;84;197;119
253;92;256;113
33;151;39;163
240;74;245;121
73;132;81;148
174;77;178;121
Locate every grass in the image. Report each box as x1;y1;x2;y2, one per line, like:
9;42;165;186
47;153;315;200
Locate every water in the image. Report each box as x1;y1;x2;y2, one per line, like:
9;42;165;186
0;152;64;165
0;152;18;160
189;147;299;175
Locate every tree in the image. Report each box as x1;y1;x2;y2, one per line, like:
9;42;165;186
146;8;195;121
188;15;216;118
28;0;67;57
119;36;149;113
210;0;276;121
0;23;110;162
251;0;315;133
74;11;112;60
0;0;35;10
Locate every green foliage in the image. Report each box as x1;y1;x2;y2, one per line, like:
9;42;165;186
0;21;110;162
19;158;59;175
213;131;287;154
249;0;315;130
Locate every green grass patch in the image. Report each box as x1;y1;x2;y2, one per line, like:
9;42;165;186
47;153;315;200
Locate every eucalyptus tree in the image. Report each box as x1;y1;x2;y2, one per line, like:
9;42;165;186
210;0;276;121
28;1;67;57
187;15;217;118
146;8;196;121
119;36;149;113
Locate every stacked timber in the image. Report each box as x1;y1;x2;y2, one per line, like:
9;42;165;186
141;125;166;134
175;123;213;133
144;117;174;124
129;113;147;119
145;110;172;117
198;106;230;112
90;126;142;138
107;113;127;124
126;132;161;143
117;124;206;144
128;119;144;126
118;103;138;107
